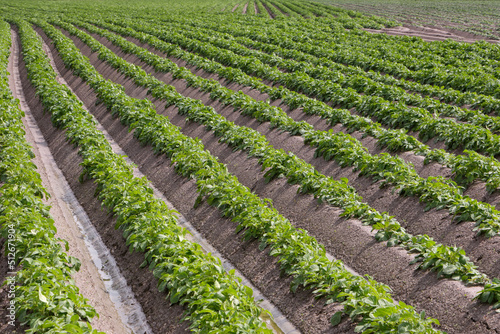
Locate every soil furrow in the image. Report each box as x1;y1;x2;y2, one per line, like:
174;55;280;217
260;1;276;18
18;26;192;333
95;25;462;182
103;23;500;210
157;22;500;159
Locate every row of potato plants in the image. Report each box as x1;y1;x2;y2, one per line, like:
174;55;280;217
253;0;393;30
254;0;268;17
163;12;500;114
224;13;500;111
35;16;446;332
0;19;102;333
271;0;394;30
96;18;500;195
270;0;315;19
94;15;498;223
178;12;500;98
300;1;399;28
196;7;500;71
135;15;500;155
156;19;500;157
266;14;500;88
244;1;256;15
55;18;500;301
14;17;274;333
204;26;500;132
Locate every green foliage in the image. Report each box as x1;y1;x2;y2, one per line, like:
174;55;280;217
35;17;444;332
55;16;500;311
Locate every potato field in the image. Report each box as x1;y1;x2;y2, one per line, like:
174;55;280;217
1;0;500;333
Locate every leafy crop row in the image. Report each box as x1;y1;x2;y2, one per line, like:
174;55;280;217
264;0;301;18
213;12;500;96
0;20;102;333
35;17;445;333
301;1;398;28
156;19;500;158
247;0;395;29
13;18;273;333
254;0;268;17
53;17;500;309
259;0;285;18
246;1;257;15
110;17;500;191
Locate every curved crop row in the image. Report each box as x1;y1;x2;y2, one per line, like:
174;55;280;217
254;0;268;17
167;9;499;67
245;0;257;15
260;0;285;18
0;20;102;333
93;18;500;195
209;27;500;132
301;1;398;28
194;14;500;113
14;18;272;333
65;19;500;243
270;0;314;18
204;14;500;112
264;0;301;18
34;16;445;333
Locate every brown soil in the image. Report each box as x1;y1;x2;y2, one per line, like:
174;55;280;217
254;1;259;14
326;3;499;43
232;4;239;12
269;2;288;16
41;24;500;333
242;2;248;14
120;29;460;183
5;28;132;334
124;24;500;211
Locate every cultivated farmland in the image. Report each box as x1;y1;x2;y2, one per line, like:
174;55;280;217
1;0;500;333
